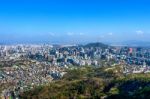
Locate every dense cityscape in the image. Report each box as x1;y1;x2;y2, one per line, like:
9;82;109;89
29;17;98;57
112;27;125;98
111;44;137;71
1;0;150;98
1;42;150;98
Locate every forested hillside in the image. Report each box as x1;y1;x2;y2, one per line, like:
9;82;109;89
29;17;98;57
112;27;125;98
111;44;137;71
20;66;150;99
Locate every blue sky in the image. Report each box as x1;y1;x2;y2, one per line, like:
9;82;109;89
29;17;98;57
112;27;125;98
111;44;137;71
0;0;150;44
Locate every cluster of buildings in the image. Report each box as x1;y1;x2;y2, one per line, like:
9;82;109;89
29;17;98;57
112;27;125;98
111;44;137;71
1;43;150;98
0;44;67;99
0;59;66;99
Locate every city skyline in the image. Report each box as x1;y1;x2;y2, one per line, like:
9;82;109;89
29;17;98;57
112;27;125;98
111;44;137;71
0;0;150;44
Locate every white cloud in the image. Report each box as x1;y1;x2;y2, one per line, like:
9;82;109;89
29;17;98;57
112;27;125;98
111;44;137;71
67;32;74;36
136;30;144;35
49;32;55;36
79;33;84;35
108;32;113;36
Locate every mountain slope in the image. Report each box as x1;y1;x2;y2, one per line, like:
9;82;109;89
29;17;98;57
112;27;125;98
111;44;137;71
20;66;150;99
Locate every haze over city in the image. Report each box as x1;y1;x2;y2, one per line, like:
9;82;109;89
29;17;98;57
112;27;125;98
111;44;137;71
0;0;150;44
2;0;150;99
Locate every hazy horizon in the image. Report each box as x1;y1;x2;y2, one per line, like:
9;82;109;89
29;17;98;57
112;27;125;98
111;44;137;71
0;0;150;44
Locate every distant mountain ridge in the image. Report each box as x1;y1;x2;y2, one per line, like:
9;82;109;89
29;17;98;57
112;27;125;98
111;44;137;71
83;42;109;48
111;40;150;47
